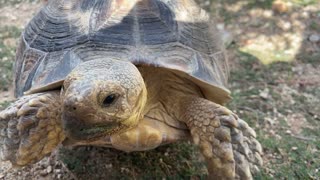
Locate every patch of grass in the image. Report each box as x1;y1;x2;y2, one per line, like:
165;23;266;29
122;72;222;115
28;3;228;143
246;0;274;9
59;148;88;173
298;52;320;66
289;0;319;6
228;45;320;179
0;60;14;91
230;51;293;85
0;0;38;7
0;26;21;38
269;133;319;178
309;21;320;31
0;101;11;110
0;26;21;91
211;0;274;9
59;143;207;179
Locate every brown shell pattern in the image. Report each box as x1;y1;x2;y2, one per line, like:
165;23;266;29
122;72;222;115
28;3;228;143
15;0;230;104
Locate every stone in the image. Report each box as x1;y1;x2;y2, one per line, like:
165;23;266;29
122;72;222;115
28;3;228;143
309;34;320;42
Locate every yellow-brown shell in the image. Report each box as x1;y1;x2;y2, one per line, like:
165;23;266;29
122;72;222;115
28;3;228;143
15;0;230;104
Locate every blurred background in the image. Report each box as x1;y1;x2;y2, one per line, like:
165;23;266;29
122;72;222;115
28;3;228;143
0;0;319;179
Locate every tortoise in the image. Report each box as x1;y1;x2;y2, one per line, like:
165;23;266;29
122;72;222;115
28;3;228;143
0;0;263;179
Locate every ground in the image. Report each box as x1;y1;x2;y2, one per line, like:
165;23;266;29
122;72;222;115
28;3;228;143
0;0;319;179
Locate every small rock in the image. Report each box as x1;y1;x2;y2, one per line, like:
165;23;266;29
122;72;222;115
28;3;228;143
259;88;270;100
0;174;5;178
40;170;48;176
265;117;275;125
203;0;209;6
216;23;225;30
277;20;291;31
285;130;292;134
301;11;310;18
275;134;282;140
221;30;234;47
105;164;112;169
291;147;298;151
309;34;320;42
292;66;304;75
263;10;273;18
46;165;53;173
272;0;289;13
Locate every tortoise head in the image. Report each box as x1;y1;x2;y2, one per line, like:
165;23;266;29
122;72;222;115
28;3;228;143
61;58;147;141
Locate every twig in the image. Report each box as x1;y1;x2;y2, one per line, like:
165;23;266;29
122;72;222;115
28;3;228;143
238;106;265;115
291;135;315;141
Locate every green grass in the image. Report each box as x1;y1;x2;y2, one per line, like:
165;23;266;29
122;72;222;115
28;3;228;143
290;0;319;6
230;51;294;85
59;143;207;179
263;133;319;178
0;0;38;7
228;51;320;179
0;26;21;91
298;52;320;66
246;0;274;9
0;101;11;110
309;21;320;31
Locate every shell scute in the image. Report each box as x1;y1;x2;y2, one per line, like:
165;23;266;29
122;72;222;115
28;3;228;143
16;0;230;104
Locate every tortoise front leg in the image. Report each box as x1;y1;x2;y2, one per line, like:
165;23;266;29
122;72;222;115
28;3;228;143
176;96;263;179
0;91;65;166
110;117;190;152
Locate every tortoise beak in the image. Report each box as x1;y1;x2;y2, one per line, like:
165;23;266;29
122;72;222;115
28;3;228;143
62;113;121;141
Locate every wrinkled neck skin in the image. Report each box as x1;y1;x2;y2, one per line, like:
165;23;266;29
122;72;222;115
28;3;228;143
61;59;147;142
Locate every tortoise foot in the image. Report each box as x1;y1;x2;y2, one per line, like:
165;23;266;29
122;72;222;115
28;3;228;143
0;91;64;166
183;98;262;179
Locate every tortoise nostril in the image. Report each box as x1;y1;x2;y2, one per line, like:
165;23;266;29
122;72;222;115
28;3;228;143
64;104;77;111
69;106;78;111
64;98;78;111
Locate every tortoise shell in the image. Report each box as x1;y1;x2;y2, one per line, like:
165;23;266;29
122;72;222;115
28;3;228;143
14;0;230;104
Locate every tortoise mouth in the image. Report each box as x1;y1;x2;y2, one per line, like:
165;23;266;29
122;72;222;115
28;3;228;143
66;122;122;141
78;124;119;139
63;117;123;141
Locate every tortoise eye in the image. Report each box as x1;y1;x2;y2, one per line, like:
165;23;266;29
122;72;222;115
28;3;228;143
102;94;118;107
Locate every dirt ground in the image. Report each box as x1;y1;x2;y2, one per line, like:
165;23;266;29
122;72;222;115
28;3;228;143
0;0;319;179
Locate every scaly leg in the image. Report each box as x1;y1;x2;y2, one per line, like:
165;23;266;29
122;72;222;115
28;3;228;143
176;96;262;179
0;91;65;166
